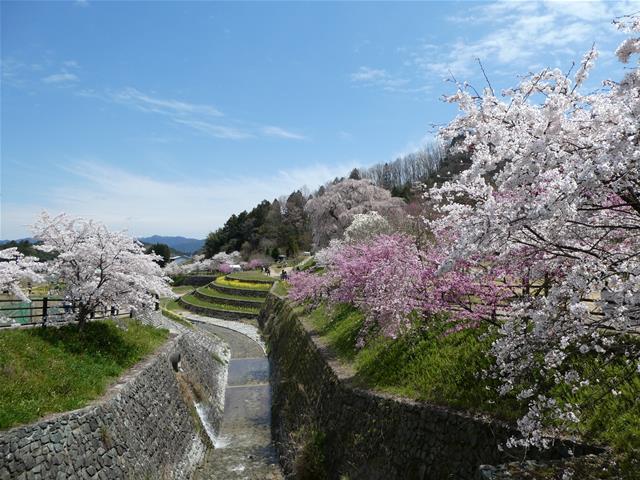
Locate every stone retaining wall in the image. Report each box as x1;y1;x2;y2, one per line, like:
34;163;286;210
259;294;601;480
171;275;219;287
207;282;269;299
0;327;229;480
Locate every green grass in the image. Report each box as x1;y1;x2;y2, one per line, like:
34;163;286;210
0;319;169;429
161;307;193;328
226;270;275;283
306;304;512;416
181;294;260;314
214;277;272;291
159;298;193;329
197;287;265;303
271;281;289;297
171;285;195;295
304;302;640;472
296;256;316;271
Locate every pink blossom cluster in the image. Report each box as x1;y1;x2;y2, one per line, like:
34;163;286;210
288;232;510;340
218;263;232;274
247;258;266;270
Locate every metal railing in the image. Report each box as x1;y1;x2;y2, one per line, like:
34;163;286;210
0;297;159;328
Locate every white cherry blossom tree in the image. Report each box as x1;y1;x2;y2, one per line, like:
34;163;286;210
305;179;405;248
33;212;173;329
429;15;640;447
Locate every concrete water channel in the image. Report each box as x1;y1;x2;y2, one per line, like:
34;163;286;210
191;318;283;480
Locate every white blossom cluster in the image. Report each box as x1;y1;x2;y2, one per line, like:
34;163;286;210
0;248;43;302
343;211;391;244
429;16;640;447
163;251;242;275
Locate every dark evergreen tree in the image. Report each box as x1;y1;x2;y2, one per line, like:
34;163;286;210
145;243;171;267
348;168;361;180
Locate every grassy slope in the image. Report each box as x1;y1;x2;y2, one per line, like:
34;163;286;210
0;319;168;429
197;287;265;303
181;294;260;314
159;297;193;328
304;303;640;469
171;285;195;295
226;270;275;283
271;281;289;297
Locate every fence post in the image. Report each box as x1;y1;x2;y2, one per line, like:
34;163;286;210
42;297;48;325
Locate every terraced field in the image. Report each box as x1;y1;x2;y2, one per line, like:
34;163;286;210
178;271;274;324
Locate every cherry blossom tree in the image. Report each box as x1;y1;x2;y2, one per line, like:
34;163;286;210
33;212;173;329
164;251;242;275
289;231;508;344
0;248;43;302
429;15;640;447
305;179;405;248
218;263;232;274
343;211;391;244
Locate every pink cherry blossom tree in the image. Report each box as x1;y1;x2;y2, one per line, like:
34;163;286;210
33;212;173;329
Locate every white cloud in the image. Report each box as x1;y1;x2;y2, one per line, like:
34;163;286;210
173;118;253;140
262;126;307;140
1;160;359;239
111;87;223;117
350;66;412;90
350;67;389;82
357;0;640;93
42;72;79;84
414;0;639;78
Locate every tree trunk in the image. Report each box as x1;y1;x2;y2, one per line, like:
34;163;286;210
77;304;90;331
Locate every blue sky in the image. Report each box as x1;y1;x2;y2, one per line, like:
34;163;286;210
2;0;637;239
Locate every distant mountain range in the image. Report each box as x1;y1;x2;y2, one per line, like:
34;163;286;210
138;235;205;255
1;235;204;255
0;238;36;245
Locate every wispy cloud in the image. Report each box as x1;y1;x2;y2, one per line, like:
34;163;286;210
79;86;307;141
42;72;79;84
350;66;412;91
2;58;47;87
111;87;223;117
173;119;253;140
414;0;640;79
262;126;307;140
350;66;388;82
352;0;639;94
2;159;358;238
349;66;431;95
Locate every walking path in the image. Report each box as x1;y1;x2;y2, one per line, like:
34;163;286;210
190;316;282;480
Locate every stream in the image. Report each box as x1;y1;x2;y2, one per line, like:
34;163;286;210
191;320;283;480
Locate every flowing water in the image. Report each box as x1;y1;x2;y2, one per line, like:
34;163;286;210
192;321;283;480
